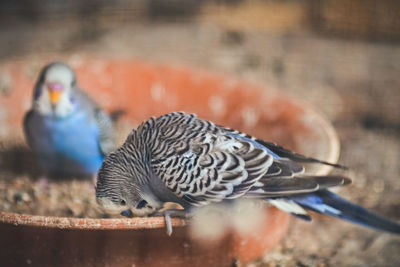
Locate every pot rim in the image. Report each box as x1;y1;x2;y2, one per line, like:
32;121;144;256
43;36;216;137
0;211;186;230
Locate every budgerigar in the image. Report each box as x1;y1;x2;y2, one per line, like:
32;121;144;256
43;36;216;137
24;62;115;178
96;112;400;235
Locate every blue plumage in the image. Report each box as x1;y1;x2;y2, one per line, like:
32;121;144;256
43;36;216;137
25;110;103;176
290;190;400;234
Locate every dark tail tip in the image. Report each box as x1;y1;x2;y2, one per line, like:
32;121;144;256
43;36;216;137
320;161;349;171
299;157;349;170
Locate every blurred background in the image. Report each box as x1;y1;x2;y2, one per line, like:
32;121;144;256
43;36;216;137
0;0;399;266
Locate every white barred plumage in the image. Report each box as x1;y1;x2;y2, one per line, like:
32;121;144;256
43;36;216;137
96;112;400;235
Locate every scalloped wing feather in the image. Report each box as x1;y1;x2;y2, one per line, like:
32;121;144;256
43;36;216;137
149;112;273;206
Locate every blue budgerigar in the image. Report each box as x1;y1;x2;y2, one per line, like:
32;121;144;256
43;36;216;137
96;112;400;235
24;62;115;178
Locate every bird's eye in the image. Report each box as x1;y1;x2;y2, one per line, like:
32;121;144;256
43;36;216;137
136;200;148;209
120;199;126;206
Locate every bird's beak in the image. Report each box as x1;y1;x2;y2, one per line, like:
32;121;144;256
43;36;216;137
47;82;64;105
49;91;61;104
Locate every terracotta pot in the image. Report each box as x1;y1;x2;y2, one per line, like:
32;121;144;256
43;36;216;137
0;56;340;266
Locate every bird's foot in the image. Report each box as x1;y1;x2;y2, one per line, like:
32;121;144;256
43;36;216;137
153;209;191;236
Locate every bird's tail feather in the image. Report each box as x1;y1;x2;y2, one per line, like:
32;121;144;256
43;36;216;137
290;189;400;234
255;139;348;170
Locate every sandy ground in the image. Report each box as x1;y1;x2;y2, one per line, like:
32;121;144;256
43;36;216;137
0;16;399;266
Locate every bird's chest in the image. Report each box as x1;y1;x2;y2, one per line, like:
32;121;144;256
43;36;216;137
41;112;98;148
29;111;102;173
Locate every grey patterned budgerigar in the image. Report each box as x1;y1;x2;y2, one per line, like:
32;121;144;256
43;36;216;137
96;112;400;235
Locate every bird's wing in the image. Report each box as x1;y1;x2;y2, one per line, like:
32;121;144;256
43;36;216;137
147;112;273;206
246;175;351;197
220;127;348;169
217;127;350;197
146;112;349;206
73;87;116;156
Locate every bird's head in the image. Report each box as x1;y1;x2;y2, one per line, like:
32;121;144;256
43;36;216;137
95;149;160;217
33;62;76;118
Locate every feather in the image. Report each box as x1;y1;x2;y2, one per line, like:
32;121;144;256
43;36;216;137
247;175;351;197
291;190;400;234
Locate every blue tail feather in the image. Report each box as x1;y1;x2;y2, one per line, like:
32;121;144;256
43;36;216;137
290;190;400;234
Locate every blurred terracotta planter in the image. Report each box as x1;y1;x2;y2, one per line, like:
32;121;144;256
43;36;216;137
0;56;340;267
